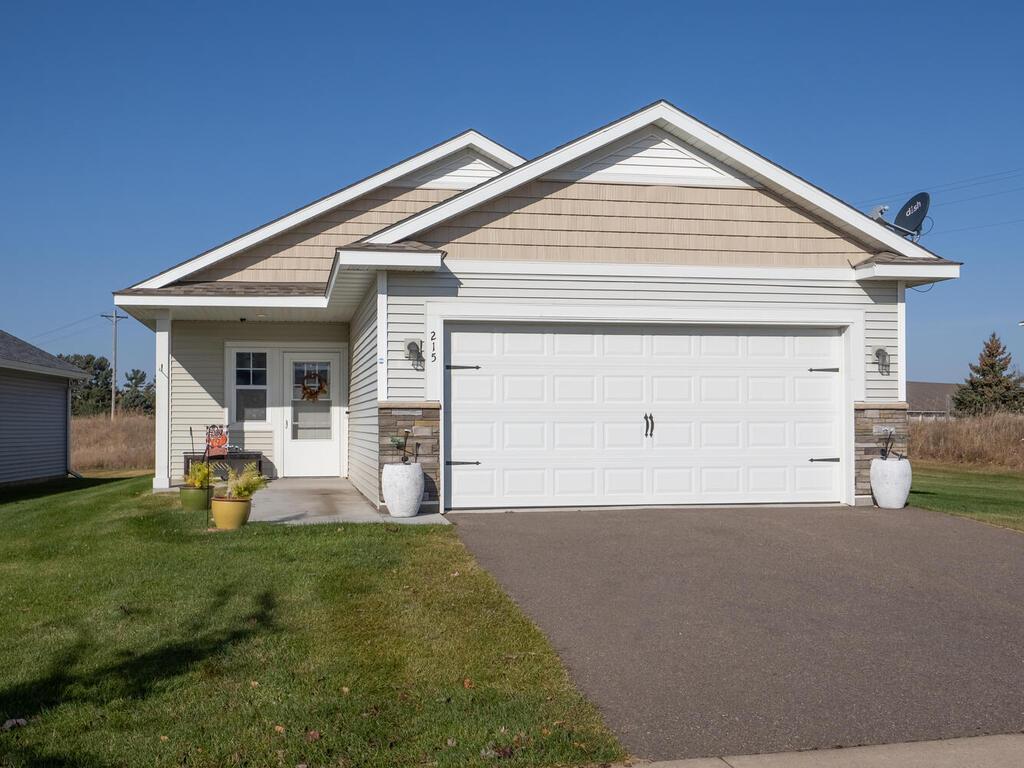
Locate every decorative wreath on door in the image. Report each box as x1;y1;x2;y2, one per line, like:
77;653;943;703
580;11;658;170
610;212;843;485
301;372;327;402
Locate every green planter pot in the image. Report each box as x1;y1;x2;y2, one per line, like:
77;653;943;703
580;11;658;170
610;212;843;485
180;486;213;512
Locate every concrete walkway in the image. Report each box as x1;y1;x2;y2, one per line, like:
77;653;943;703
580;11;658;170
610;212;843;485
639;733;1024;767
249;477;448;525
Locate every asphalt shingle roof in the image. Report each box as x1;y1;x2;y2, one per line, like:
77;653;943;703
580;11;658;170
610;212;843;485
0;330;88;378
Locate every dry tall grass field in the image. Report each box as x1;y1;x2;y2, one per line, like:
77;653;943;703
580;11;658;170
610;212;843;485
910;414;1024;471
71;413;154;471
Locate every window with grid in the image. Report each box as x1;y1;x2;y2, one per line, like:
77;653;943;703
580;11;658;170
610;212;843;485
234;351;267;422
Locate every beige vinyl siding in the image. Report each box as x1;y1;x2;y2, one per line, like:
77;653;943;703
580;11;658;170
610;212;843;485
0;369;69;484
347;286;379;505
386;270;900;401
169;321;348;481
418;181;876;268
191;187;457;283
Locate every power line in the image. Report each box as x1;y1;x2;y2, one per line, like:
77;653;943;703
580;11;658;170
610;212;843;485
32;320;108;348
29;312;103;341
855;168;1024;206
927;216;1024;237
931;184;1024;208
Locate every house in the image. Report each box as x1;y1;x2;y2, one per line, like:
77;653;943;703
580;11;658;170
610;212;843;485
0;330;87;485
115;101;959;510
907;381;958;420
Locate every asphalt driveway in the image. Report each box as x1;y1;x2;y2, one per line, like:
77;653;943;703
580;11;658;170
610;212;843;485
450;506;1024;760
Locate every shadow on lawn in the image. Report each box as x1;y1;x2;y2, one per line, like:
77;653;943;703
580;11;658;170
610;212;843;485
0;477;127;507
0;587;277;766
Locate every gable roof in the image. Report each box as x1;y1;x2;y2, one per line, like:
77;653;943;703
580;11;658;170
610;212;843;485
0;330;88;379
362;101;947;265
131;130;524;290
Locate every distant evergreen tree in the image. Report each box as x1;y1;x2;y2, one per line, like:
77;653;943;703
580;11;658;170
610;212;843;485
952;333;1024;415
59;353;113;415
120;368;155;414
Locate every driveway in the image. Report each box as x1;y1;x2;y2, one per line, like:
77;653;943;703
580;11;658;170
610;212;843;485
450;506;1024;760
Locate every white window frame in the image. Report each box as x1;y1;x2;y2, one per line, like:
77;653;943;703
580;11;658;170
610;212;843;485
223;341;351;478
227;348;271;429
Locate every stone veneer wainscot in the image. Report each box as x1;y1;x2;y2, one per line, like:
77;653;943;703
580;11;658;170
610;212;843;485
378;401;441;513
854;402;909;504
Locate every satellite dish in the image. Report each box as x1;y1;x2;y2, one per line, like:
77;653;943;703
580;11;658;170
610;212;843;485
891;192;930;236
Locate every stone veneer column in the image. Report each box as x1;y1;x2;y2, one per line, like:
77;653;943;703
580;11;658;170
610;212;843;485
854;402;909;504
378;401;441;513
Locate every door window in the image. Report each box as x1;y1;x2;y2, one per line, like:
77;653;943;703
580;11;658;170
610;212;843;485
291;361;331;440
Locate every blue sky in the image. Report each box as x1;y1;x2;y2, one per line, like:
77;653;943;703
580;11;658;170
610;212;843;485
2;1;1021;384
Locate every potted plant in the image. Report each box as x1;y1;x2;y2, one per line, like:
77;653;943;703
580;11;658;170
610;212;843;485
381;429;424;518
869;427;912;509
180;461;214;512
210;462;268;529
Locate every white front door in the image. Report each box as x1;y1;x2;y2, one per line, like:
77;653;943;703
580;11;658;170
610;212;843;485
445;323;844;509
281;352;342;477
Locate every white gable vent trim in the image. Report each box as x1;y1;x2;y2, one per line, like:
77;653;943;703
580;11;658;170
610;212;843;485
545;126;757;189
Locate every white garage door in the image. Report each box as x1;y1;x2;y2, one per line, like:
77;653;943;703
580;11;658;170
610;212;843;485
445;323;844;509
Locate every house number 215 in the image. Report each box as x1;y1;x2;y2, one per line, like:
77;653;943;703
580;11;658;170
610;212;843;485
430;331;437;363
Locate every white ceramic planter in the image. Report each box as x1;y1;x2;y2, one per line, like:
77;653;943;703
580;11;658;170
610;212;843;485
870;457;913;509
382;462;424;518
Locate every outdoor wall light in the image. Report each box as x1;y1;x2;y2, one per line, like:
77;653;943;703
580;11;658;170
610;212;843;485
404;339;425;371
874;347;891;376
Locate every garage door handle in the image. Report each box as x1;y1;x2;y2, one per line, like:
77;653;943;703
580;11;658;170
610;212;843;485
643;413;651;437
649;413;654;437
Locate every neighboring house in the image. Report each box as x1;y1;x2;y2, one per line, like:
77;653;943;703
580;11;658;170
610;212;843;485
907;381;958;420
0;331;87;485
115;101;960;510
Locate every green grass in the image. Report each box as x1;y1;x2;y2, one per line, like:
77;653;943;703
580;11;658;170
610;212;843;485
910;462;1024;531
0;477;622;768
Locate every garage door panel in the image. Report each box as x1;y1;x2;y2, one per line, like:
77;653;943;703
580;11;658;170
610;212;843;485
446;323;843;509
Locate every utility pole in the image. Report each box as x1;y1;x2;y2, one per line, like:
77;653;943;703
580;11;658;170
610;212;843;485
101;309;128;419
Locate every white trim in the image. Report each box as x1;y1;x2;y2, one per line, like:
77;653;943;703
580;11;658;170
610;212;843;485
153;312;171;490
445;259;864;282
422;299;866;508
116;294;329;308
897;281;907;402
854;262;959;282
376;272;389;400
336;250;443;270
132;131;524;290
365;102;943;264
225;348;271;428
545;126;757;189
223;340;350;479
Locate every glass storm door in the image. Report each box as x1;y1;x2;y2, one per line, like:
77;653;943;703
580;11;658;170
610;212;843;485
281;352;342;477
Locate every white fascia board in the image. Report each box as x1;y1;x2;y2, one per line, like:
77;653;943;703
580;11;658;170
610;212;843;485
336;249;443;271
853;263;960;282
367;102;942;264
133;132;523;290
444;259;858;282
115;294;329;308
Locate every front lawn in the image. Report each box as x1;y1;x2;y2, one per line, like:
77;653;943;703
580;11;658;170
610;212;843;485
0;477;622;768
910;462;1024;531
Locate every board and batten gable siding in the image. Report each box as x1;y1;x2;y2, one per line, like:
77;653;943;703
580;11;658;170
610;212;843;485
386;270;900;402
347;286;379;505
0;369;69;483
189;186;458;283
417;181;876;268
169;321;348;481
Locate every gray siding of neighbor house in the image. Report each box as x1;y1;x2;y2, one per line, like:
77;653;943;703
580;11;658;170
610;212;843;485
347;286;379;505
169;321;349;481
0;369;69;484
386;270;900;402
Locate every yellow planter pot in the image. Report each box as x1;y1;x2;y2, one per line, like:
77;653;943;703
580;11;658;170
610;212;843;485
210;498;252;530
